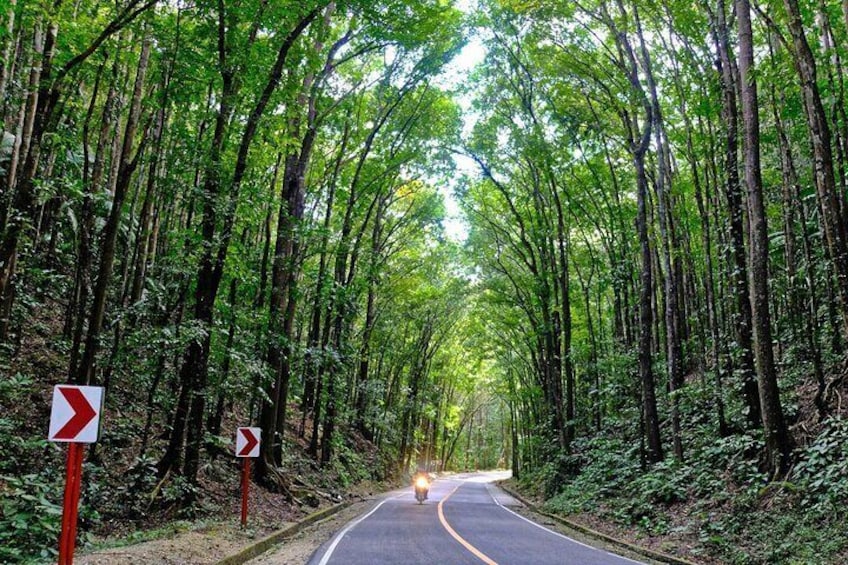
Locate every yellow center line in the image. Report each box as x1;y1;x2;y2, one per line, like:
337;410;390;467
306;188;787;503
437;484;499;565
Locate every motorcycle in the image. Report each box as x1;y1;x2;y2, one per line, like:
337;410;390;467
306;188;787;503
413;475;430;504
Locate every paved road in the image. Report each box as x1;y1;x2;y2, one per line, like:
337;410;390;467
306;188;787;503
307;472;644;565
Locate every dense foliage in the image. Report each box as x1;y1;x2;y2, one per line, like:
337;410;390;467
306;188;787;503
3;0;848;562
0;1;493;561
461;0;848;562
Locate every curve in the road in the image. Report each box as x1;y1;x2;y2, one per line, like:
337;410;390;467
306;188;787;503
308;473;645;565
310;479;481;565
437;484;497;565
440;480;642;565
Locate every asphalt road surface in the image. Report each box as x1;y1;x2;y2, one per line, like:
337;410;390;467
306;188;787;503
307;471;645;565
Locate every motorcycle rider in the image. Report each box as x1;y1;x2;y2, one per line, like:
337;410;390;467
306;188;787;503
412;468;431;500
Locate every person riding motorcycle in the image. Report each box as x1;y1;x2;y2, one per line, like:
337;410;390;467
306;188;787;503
412;469;431;501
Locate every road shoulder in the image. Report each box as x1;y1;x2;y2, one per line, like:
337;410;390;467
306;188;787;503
495;482;695;565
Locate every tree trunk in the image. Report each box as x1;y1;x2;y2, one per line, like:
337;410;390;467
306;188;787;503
737;0;792;476
207;277;238;444
712;0;762;429
637;9;683;460
772;80;827;419
783;0;848;337
608;2;663;463
73;35;151;386
354;195;384;439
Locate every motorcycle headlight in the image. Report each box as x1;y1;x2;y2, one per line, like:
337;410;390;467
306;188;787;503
415;477;429;489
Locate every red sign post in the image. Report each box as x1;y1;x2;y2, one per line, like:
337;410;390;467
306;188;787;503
235;427;261;528
49;385;103;565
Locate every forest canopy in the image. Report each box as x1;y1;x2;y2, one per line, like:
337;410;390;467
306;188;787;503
2;0;848;562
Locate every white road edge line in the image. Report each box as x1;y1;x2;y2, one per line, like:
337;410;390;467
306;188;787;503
317;492;406;565
485;483;644;565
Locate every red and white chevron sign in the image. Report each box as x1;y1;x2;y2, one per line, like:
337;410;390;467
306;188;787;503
236;427;260;458
48;385;103;443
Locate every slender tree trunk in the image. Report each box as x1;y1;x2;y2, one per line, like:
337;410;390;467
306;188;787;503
255;155;281;309
711;0;762;429
607;2;663;463
772;82;827;418
207;276;238;445
354;196;384;438
0;0;17;125
635;153;663;464
637;9;683;460
783;0;848;337
130;97;167;304
73;36;151;386
737;0;792;476
548;173;575;448
66;51;110;353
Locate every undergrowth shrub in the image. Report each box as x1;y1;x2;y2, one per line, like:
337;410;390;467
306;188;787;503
111;455;160;520
792;417;848;515
538;431;774;537
700;504;848;565
540;435;641;515
0;373;77;563
688;433;766;500
0;473;62;563
332;440;370;488
531;421;848;562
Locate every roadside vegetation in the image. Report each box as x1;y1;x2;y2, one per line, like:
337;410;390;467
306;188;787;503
467;1;848;563
0;2;487;562
3;1;848;564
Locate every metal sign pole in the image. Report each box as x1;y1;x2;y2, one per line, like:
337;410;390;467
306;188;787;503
58;442;84;565
241;458;250;528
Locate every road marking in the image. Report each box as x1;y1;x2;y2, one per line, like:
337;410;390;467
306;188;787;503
438;483;499;565
316;493;405;565
485;484;644;565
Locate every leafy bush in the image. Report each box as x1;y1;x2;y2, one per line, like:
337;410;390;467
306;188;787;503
0;374;53;474
332;438;372;488
111;455;160;520
700;505;848;565
0;473;62;563
688;433;766;499
161;475;198;507
539;431;777;538
541;435;641;515
633;461;688;505
792;417;848;514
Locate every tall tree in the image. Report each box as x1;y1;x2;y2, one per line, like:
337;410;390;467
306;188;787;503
736;0;791;476
159;2;321;490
